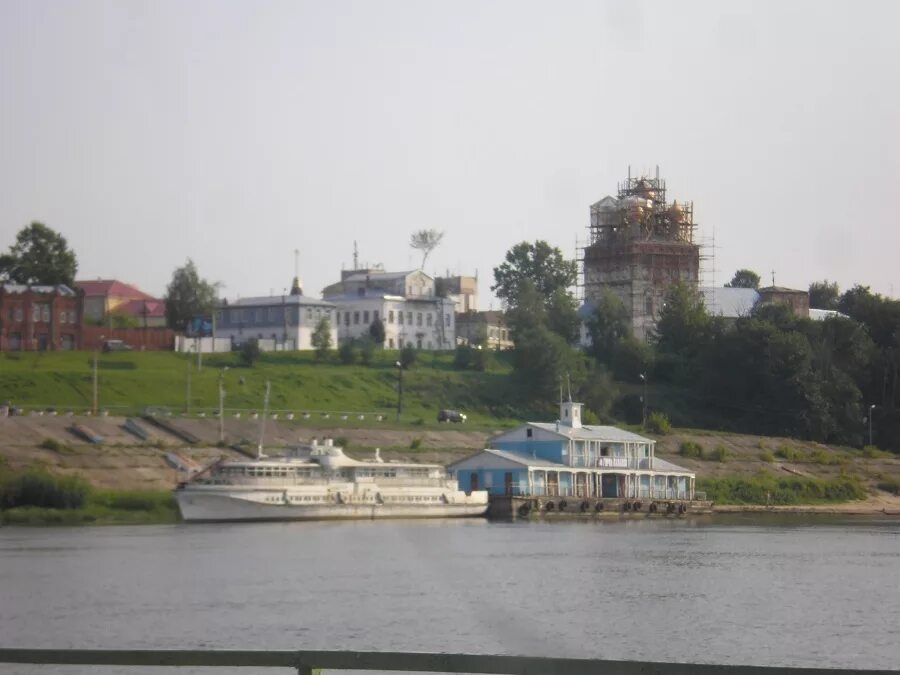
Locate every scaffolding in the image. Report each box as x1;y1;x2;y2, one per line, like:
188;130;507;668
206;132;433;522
588;166;696;247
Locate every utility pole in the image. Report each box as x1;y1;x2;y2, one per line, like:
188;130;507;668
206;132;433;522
218;367;228;444
257;380;271;459
186;353;192;414
640;372;647;427
92;348;99;416
395;361;403;422
869;404;876;446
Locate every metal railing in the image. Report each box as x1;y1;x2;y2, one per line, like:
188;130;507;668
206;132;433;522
0;648;891;675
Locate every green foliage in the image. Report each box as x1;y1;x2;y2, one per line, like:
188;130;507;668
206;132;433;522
311;317;332;360
679;441;703;458
368;317;386;346
861;445;891;459
454;344;488;372
645;411;671;435
0;222;78;287
809;280;840;310
776;445;798;461
240;339;261;367
409;437;423;449
38;438;69;452
492;241;577;309
163;259;218;331
699;473;867;505
760;450;775;463
400;344;417;369
110;313;140;329
652;282;717;384
0;469;90;509
876;478;900;495
359;337;376;366
586;290;631;367
725;269;761;289
710;444;729;462
338;339;358;365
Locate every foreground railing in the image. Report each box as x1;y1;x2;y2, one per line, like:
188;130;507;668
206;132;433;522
0;648;894;674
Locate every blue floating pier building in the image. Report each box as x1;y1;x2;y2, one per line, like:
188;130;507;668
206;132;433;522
448;401;699;516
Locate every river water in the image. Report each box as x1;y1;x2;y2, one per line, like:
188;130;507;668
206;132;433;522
0;515;898;673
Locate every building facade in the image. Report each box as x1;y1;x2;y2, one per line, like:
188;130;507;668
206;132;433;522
436;275;478;313
215;292;336;350
323;269;455;350
76;279;166;328
448;401;695;500
455;310;513;350
0;284;82;351
582;170;700;340
756;286;810;319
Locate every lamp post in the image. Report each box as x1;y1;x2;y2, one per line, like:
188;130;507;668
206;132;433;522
185;345;193;414
395;361;403;422
218;367;229;444
868;404;876;447
639;372;647;427
92;335;105;416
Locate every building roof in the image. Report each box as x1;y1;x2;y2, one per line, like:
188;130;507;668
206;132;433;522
227;294;334;308
809;308;849;321
76;279;154;300
341;270;424;284
1;283;77;296
449;447;567;470
758;286;808;295
118;298;166;318
524;422;654;444
700;287;759;318
651;457;693;474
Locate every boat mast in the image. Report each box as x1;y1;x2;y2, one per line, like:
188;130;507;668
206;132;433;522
257;380;271;459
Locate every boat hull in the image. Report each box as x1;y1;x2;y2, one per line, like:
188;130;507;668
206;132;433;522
175;491;489;523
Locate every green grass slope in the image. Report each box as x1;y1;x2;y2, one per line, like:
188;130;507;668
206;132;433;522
0;350;529;426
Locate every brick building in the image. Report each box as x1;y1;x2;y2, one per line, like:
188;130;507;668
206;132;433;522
0;284;82;351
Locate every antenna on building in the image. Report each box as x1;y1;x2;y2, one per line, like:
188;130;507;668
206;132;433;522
353;241;359;271
566;373;572;402
771;270;776;287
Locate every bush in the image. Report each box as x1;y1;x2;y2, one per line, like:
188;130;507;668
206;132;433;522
861;445;892;459
338;340;358;365
240;339;261;367
359;338;375;366
776;445;798;461
760;450;775;463
409;438;423;450
698;474;867;505
1;470;90;510
710;445;729;462
645;412;671;435
679;441;703;458
39;438;69;452
400;344;417;369
876;478;900;495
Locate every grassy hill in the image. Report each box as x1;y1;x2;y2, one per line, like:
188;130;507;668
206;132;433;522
0;350;533;427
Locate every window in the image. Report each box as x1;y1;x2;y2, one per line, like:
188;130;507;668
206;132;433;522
353;311;360;325
59;311;66;324
336;311;340;324
388;310;394;323
373;310;379;321
388;338;394;348
363;310;369;323
426;313;432;327
255;309;263;323
445;313;451;327
14;307;22;322
406;311;412;324
526;428;533;438
344;313;350;326
416;312;422;326
32;305;40;322
268;308;278;322
41;305;49;322
399;338;404;347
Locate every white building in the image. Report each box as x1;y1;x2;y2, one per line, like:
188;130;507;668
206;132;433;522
322;269;456;350
215;290;336;351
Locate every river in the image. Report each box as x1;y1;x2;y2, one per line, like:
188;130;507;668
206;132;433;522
0;515;898;673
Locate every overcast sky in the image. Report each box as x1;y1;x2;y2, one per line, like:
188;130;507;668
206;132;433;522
1;0;898;306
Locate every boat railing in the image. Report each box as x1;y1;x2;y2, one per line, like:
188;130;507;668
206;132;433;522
0;647;889;674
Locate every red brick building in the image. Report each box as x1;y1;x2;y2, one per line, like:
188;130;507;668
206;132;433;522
0;284;82;351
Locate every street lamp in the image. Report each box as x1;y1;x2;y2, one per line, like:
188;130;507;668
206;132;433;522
92;334;105;415
639;372;647;427
218;367;229;444
868;404;876;447
395;361;403;422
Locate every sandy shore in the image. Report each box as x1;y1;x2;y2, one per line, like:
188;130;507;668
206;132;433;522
713;494;900;515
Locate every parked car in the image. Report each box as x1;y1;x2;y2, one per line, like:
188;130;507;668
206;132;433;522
102;339;133;353
437;409;467;423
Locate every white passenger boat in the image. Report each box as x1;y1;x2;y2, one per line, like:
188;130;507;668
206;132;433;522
174;438;489;522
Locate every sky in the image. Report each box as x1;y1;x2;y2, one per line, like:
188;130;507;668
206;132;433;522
1;0;898;307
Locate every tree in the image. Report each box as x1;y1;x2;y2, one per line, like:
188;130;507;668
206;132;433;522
240;339;260;367
368;317;386;346
164;259;218;331
338;339;358;365
809;280;840;310
653;282;717;383
409;229;444;270
586;290;631;366
492;241;577;309
311;317;332;360
400;343;417;368
0;222;78;287
725;268;761;289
